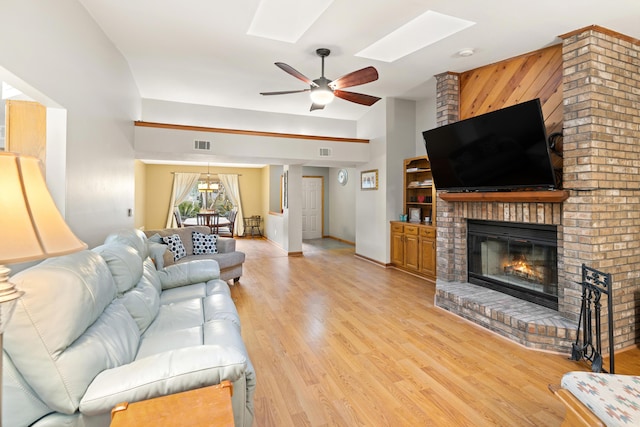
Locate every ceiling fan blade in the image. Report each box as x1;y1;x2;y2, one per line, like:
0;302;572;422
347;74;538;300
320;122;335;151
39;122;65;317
334;90;381;106
260;89;310;96
310;103;325;111
329;66;379;90
275;62;318;87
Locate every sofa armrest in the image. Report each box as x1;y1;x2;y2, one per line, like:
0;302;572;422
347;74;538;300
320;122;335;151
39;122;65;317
216;237;236;253
156;259;220;289
79;346;248;415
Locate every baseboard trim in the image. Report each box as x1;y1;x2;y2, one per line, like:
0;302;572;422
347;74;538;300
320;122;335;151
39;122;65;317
354;253;385;267
325;235;355;246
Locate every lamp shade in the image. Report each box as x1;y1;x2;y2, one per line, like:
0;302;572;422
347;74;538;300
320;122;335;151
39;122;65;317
0;152;87;264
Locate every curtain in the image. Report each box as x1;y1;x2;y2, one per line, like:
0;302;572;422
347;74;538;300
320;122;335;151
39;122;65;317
166;173;201;227
218;173;244;236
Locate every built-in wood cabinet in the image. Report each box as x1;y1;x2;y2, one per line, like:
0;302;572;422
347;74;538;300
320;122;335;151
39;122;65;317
404;156;436;226
419;226;436;278
390;155;437;281
390;221;436;280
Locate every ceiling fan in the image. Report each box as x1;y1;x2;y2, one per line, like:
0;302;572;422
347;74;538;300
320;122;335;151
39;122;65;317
260;48;381;111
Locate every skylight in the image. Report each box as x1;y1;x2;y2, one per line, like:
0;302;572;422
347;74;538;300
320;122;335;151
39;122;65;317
247;0;334;43
356;10;475;62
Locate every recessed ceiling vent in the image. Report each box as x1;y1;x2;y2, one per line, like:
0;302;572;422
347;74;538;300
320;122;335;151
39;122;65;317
194;140;211;151
319;147;332;157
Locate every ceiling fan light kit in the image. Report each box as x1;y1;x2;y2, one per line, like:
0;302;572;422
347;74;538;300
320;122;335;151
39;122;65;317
261;48;381;111
310;86;334;105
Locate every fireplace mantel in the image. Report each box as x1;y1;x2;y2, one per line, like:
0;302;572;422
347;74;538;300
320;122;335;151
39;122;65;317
439;190;569;203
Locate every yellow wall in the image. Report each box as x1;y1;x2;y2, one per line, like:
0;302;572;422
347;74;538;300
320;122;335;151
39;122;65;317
134;160;146;229
143;163;266;230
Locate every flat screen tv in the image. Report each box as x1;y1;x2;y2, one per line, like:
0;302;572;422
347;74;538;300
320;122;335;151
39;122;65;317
422;98;556;192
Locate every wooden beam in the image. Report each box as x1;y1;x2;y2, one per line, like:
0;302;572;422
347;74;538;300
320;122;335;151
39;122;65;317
134;121;369;143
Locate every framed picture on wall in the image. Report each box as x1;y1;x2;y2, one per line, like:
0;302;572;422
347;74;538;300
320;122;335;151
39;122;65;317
361;169;378;190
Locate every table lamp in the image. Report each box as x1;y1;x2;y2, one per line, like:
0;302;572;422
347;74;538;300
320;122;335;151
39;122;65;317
0;152;87;426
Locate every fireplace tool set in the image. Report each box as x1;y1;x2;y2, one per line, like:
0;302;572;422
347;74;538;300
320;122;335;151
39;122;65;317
570;264;614;373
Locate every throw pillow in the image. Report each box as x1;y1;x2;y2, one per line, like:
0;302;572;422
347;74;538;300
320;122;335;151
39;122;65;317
147;241;168;270
147;233;164;244
162;234;187;261
192;231;218;255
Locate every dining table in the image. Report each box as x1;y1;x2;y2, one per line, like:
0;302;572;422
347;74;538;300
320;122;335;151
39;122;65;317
184;213;230;234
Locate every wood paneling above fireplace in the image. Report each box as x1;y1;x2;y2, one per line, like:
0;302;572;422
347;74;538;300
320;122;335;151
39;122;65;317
459;44;564;138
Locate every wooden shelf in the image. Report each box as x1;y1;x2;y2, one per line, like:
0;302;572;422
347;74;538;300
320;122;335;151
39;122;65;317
439;190;570;203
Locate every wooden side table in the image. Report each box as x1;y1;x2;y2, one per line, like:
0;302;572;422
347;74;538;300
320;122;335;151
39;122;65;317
110;381;234;426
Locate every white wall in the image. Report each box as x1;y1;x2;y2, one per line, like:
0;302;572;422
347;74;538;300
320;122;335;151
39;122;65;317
354;98;418;263
329;167;356;243
355;100;387;261
142;99;357;139
0;0;140;248
386;98;418;239
134;125;370;167
416;98;437;154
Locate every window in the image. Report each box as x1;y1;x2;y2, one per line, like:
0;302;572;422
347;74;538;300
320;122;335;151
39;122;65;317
178;179;234;219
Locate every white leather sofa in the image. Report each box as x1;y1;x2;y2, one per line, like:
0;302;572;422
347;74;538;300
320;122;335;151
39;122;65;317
2;229;255;426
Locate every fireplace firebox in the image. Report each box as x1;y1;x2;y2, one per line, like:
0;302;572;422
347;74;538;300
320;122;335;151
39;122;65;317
467;220;558;310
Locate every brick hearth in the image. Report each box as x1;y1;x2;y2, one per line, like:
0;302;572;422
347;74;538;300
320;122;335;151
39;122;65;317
436;282;576;352
432;26;640;353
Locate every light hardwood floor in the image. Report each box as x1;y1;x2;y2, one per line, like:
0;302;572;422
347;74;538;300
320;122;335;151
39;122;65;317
232;238;640;427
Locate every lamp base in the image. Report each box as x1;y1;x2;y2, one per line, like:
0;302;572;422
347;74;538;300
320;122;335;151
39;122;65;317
0;265;23;427
0;265;24;332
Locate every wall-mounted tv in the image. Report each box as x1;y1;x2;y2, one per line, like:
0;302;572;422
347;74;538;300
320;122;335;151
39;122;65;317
422;98;556;192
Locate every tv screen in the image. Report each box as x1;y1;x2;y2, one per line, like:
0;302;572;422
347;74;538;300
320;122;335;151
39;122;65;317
422;98;556;192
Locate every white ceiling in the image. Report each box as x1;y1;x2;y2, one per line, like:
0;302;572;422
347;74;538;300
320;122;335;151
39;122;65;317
78;0;640;121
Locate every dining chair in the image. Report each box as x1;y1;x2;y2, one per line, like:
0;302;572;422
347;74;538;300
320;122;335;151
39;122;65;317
218;209;237;237
243;215;262;238
197;212;219;234
173;207;184;228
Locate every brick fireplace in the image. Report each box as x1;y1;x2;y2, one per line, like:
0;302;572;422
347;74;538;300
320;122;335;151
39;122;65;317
432;26;640;353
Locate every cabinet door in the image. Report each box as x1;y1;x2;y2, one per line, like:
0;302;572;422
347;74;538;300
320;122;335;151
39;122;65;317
391;231;405;266
405;234;420;271
420;237;436;277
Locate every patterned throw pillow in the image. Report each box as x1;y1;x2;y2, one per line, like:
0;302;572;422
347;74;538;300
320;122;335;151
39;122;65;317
162;234;187;261
192;231;218;255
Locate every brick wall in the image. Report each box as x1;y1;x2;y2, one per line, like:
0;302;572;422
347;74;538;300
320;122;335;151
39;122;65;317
434;72;461;282
561;26;640;350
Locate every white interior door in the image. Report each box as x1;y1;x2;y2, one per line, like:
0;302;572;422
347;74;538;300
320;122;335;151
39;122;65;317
302;177;322;240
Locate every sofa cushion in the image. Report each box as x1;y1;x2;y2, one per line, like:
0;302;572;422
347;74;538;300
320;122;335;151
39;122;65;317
160;279;230;305
93;243;143;295
105;229;149;259
192;231;218;255
179;251;245;271
119;263;161;334
136;326;204;359
80;345;249;416
2;352;52;427
5;250;140;414
163;234;187;261
142;257;163;295
143;298;205;337
155;259;220;290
